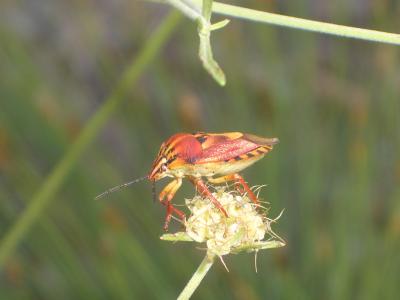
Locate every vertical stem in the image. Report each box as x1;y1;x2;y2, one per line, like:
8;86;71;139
177;252;216;300
198;0;226;85
201;0;212;21
0;11;182;269
163;1;227;85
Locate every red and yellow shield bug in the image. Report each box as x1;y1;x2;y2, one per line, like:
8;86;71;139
96;132;278;230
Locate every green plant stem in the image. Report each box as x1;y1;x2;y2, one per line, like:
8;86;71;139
163;0;227;85
165;0;201;20
188;0;400;45
201;0;212;21
0;11;182;269
197;0;226;86
177;252;216;300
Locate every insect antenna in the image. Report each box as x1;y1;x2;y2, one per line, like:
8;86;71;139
95;176;148;200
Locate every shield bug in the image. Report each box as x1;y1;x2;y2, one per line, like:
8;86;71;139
96;132;278;230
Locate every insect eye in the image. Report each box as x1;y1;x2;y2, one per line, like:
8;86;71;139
161;164;167;172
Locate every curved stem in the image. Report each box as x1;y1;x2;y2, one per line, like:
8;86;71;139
0;11;182;269
198;0;226;86
177;252;216;300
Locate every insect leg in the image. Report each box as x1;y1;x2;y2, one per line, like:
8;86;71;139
189;177;228;217
208;173;259;204
233;174;259;204
159;179;185;231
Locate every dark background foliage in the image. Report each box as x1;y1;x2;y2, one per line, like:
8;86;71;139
0;0;399;299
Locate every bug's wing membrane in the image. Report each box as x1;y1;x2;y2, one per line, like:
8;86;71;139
242;133;279;146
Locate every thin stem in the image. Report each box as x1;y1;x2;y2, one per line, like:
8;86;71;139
165;0;201;20
201;0;212;21
197;0;227;86
177;252;216;300
163;0;227;85
184;0;400;45
0;11;182;269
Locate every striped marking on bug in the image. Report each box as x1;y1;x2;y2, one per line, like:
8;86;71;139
225;146;272;163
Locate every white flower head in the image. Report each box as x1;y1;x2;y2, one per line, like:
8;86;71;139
161;186;285;259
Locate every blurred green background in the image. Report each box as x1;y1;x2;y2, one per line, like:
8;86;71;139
1;0;400;299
